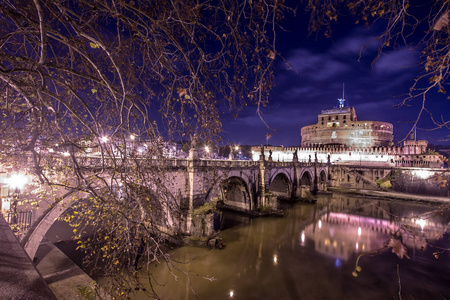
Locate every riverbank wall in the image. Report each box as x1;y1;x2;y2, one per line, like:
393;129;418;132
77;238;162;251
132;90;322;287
328;187;450;204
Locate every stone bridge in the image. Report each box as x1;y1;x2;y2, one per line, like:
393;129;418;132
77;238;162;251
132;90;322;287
2;153;329;260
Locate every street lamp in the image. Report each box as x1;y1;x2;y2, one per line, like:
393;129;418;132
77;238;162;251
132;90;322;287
7;173;28;227
101;136;108;143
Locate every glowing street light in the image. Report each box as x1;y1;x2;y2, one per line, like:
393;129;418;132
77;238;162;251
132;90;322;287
130;134;135;141
7;173;29;228
205;146;210;153
101;136;108;143
8;173;29;191
235;145;239;151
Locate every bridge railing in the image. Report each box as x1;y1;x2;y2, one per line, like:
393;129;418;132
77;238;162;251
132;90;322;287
196;159;259;168
37;153;331;170
265;160;328;168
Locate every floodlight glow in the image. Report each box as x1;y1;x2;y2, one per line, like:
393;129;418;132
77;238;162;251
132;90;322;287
8;173;29;190
413;170;432;179
416;218;427;230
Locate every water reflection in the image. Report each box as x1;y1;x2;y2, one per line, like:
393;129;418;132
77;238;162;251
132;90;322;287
131;194;450;299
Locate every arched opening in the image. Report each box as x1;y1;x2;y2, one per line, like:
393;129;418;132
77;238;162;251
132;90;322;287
320;170;327;183
220;176;251;210
269;173;290;199
301;171;313;189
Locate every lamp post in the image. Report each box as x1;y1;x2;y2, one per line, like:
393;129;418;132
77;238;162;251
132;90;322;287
7;173;28;228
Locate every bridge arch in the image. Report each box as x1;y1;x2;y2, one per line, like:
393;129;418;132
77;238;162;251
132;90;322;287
220;176;252;210
24;183;175;260
319;170;327;183
23;190;86;259
268;172;291;199
301;171;313;190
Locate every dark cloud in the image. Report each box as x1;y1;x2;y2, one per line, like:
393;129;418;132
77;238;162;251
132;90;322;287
373;47;419;75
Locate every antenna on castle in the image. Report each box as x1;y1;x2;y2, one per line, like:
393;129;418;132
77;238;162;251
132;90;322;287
337;82;345;109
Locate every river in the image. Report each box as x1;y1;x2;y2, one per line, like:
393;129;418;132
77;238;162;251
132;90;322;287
53;193;450;299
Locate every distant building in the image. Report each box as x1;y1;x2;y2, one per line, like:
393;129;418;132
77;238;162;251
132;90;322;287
301;99;393;148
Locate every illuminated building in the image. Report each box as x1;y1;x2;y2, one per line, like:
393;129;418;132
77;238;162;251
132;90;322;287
301;98;393;148
250;98;444;168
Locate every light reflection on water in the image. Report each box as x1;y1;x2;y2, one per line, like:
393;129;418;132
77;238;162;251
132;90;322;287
134;194;450;300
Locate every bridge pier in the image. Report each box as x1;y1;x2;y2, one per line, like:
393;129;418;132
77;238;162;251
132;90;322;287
258;158;266;207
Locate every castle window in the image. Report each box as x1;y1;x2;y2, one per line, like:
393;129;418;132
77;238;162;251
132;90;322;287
336;116;339;120
328;116;331;120
343;120;346;123
343;115;346;119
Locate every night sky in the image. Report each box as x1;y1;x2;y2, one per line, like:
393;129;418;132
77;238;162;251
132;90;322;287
220;7;450;147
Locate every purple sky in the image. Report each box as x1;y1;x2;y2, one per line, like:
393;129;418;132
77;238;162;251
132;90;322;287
220;11;450;147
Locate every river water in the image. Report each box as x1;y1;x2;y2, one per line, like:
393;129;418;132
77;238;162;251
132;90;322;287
131;193;450;300
52;193;450;299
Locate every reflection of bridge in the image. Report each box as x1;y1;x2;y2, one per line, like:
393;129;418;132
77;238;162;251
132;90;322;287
2;154;329;260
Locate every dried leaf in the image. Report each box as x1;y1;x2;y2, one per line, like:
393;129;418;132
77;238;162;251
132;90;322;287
387;237;410;259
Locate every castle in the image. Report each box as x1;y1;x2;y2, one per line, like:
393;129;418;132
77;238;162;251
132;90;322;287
301;98;393;148
251;99;444;168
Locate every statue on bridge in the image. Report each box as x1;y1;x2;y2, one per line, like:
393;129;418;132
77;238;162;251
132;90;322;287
269;149;273;161
293;150;298;161
260;145;265;161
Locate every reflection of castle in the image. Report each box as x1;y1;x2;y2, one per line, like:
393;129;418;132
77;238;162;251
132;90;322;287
303;211;447;261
